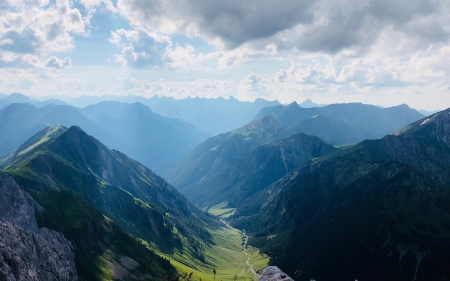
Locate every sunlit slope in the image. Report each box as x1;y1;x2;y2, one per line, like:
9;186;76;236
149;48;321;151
29;188;175;280
1;125;219;280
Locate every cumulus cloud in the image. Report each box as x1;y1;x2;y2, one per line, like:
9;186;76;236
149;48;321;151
0;0;86;68
117;0;316;48
110;27;198;69
117;0;450;56
45;56;72;68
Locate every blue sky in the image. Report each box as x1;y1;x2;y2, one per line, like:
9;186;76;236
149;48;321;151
0;0;449;110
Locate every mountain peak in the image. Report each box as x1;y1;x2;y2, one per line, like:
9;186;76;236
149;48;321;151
4;93;33;103
233;115;283;137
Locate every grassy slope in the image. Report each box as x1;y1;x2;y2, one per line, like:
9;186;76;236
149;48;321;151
160;226;268;281
27;188;174;281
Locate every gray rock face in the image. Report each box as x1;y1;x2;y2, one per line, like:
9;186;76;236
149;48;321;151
0;173;41;232
259;266;294;281
0;172;78;281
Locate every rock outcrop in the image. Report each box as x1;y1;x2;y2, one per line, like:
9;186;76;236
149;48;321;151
259;266;294;281
0;172;78;281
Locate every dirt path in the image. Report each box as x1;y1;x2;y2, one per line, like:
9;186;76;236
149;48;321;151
221;220;261;280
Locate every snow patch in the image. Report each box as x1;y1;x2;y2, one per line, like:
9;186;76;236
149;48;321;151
420;119;430;125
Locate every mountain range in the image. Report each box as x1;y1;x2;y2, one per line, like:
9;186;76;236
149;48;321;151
256;102;424;141
68;94;280;135
0;91;448;280
0;93;68;108
166;102;425;206
229;108;450;281
79;101;210;173
0;102;209;174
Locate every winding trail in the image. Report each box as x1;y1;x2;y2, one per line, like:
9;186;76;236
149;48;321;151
221;220;261;280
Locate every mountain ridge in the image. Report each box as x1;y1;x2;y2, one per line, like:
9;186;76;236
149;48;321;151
230;108;450;281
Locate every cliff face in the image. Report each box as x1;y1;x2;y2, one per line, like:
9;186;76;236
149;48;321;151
0;173;78;281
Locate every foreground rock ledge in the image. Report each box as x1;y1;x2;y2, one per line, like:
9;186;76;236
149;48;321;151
259;266;294;281
0;172;78;281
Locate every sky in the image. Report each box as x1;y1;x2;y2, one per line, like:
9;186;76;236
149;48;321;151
0;0;449;110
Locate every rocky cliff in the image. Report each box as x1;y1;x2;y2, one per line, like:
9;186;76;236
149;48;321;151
259;266;294;281
0;172;78;281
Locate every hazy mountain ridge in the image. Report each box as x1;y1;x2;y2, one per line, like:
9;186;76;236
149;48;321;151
230;108;450;281
69;94;280;135
0;101;210;174
256;102;425;139
0;103;122;159
1;93;67;107
286;114;377;145
80;101;210;173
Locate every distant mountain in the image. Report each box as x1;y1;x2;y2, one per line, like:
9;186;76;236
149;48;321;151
0;99;10;109
231;108;450;281
2;93;67;107
1;125;215;280
80;101;210;173
256;102;424;138
165;116;285;189
3;93;34;103
418;109;440;116
181;133;338;209
68;94;122;107
69;95;281;135
0;102;205;174
299;98;326;108
0;103;121;158
286;114;377;145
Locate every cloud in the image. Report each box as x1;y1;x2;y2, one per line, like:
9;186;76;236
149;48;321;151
45;56;72;68
117;0;450;56
0;0;85;68
110;27;198;69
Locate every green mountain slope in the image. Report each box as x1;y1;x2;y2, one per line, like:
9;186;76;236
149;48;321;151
181;133;338;210
165;116;285;189
231;108;450;281
80;101;210;174
256;102;424;138
30;188;174;280
1;125;217;280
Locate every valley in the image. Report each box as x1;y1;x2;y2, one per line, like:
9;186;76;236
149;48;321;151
0;92;448;281
159;224;268;281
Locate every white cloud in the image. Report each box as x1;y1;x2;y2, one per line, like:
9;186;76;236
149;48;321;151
0;0;86;68
110;27;199;70
45;56;72;69
117;0;450;56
